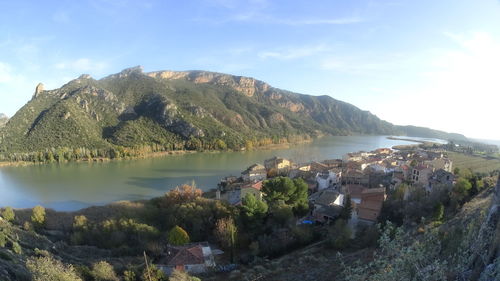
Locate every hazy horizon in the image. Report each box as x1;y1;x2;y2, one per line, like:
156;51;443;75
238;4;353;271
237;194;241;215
1;0;499;139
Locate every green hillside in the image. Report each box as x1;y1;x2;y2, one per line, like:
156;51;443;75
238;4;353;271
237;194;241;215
0;67;466;155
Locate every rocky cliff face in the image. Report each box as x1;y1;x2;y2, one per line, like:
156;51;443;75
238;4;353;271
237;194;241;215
476;176;500;278
0;67;467;152
147;70;270;97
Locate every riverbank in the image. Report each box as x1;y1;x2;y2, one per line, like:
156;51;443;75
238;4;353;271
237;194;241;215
0;138;313;168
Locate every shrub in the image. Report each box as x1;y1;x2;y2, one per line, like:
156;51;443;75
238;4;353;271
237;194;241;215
31;205;46;227
0;232;7;247
169;269;201;281
123;270;136;281
141;264;166;281
91;261;119;281
26;255;82;281
11;241;22;254
73;215;89;231
24;221;33;232
167;226;190;245
1;207;15;222
327;219;351;250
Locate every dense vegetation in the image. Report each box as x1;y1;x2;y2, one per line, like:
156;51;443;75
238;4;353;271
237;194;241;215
0;67;466;163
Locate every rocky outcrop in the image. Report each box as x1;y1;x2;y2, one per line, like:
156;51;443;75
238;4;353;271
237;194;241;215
33;83;44;98
147;70;271;97
471;175;500;279
106;66;144;79
136;94;204;138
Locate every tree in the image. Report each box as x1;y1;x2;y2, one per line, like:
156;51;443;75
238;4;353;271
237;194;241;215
327;219;351;250
433;203;444;222
26;255;82;281
452;178;472;203
164;184;202;204
262;177;309;214
245;140;254;151
240;193;268;232
1;206;15;222
91;261;119;281
73;215;89;231
31;205;46;228
168;226;190;245
340;194;353;221
271;203;294;226
214;217;237;263
214;139;227;150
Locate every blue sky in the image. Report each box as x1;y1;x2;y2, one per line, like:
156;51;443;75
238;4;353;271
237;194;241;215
1;0;500;140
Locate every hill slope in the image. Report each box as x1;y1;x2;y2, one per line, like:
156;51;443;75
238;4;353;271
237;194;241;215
0;113;8;128
0;67;466;153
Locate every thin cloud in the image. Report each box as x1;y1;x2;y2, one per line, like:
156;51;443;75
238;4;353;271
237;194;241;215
55;58;108;73
258;44;329;60
275;17;364;26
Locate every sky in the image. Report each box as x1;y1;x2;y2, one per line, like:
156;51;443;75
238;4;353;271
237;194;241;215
0;0;499;140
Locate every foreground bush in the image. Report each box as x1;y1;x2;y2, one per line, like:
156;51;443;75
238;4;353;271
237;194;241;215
91;261;119;281
26;255;82;281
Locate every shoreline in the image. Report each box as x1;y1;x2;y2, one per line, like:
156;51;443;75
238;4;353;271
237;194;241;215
0;138;314;168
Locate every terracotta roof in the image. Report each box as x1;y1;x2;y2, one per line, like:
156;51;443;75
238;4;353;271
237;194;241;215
358;187;386;222
361;187;386;195
358;208;380;222
158;245;205;266
347;184;366;199
243;181;263;190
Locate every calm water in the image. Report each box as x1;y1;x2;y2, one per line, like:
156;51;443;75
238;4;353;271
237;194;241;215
0;136;430;211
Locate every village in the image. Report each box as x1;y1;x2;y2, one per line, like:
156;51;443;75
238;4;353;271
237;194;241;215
151;145;458;276
217;146;454;226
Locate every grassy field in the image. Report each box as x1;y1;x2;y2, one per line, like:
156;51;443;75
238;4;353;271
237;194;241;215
447;151;500;174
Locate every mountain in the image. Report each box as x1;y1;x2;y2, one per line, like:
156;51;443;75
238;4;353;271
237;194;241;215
0;113;8;128
0;66;466;153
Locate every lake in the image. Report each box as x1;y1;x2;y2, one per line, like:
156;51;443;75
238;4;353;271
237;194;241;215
0;136;434;211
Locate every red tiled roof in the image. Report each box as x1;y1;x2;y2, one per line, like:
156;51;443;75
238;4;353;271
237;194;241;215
158;245;205;266
347;184;366;199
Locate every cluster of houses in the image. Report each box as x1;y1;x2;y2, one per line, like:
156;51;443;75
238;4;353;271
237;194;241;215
218;147;455;226
156;147;456;275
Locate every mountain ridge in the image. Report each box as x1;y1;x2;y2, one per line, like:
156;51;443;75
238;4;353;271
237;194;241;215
0;66;466;154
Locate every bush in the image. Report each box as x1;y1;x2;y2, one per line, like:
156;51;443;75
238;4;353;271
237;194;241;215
292;225;314;245
31;205;46;227
73;215;89;231
24;221;33;232
123;270;136;281
91;261;119;281
141;264;166;281
169;269;201;281
1;207;15;222
327;219;351;250
0;232;7;247
26;255;82;281
11;241;22;254
167;226;190;245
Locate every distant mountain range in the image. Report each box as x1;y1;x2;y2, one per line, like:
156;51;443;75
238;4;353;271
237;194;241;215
0;66;466;153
